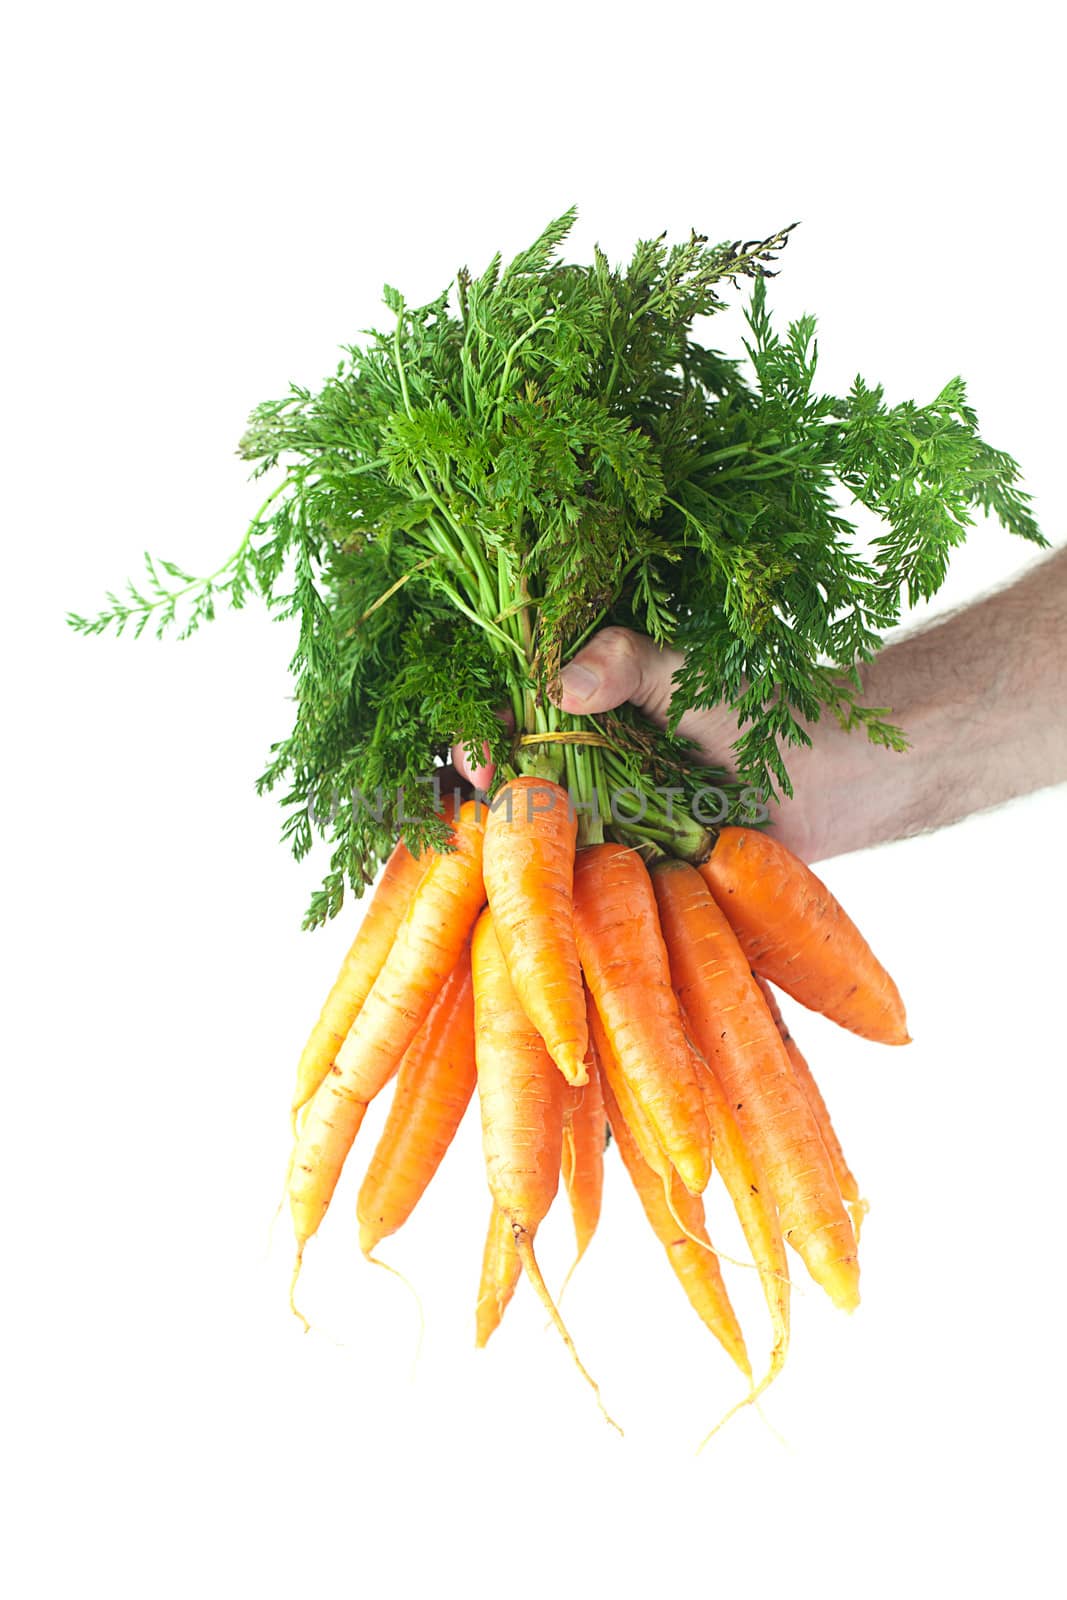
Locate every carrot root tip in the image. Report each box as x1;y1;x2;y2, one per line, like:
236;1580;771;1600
365;1250;426;1373
557;1055;590;1088
358;1221;382;1257
515;1234;623;1437
556;1246;588;1306
288;1244;310;1334
474;1293;504;1349
696;1343;788;1454
848;1197;870;1246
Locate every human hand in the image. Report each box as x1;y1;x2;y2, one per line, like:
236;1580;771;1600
451;625;828;862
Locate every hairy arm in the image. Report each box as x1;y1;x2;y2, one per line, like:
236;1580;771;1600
458;546;1067;862
785;544;1067;860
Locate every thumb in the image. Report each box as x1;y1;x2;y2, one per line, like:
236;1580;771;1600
553;626;684;724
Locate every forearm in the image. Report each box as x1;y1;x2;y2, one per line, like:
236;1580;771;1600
789;546;1067;862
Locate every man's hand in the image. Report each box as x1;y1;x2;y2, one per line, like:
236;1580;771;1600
452;625;825;861
454;546;1067;863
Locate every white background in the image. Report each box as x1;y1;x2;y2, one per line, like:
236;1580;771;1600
5;3;1065;1596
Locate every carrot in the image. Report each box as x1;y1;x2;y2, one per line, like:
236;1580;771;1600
474;1202;522;1348
572;844;711;1196
291;839;428;1128
587;988;753;1272
594;982;788;1392
684;1022;790;1388
652;858;860;1312
472;909;563;1234
288;800;486;1250
560;1058;607;1266
356;949;477;1257
700;826;909;1046
600;1068;751;1379
586;998;670;1184
482;775;588;1086
471;909;618;1428
755;975;869;1242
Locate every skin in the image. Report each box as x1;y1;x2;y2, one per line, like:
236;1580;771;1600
455;547;1067;862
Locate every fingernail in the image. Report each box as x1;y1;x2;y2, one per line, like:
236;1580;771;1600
558;661;600;704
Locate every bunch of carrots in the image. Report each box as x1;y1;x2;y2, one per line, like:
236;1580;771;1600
72;213;1032;1434
287;776;907;1432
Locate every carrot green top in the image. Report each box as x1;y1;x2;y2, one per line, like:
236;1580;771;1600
70;211;1045;925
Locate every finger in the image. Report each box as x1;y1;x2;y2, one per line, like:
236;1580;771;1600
553;625;739;769
553;626;685;722
454;740;495;790
452;708;514;788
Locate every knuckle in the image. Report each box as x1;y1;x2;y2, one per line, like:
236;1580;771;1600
587;626;675;719
595;626;646;688
596;624;642;662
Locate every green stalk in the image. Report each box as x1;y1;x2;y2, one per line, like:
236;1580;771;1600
600;750;714;860
495;314;555;420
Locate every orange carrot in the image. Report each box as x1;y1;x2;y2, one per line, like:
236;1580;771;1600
684;1023;790;1385
755;975;868;1241
652;858;860;1312
357;949;477;1257
288;801;486;1249
587;983;749;1273
586;999;670;1184
474;1202;522;1349
291;839;428;1127
595;979;788;1393
471;908;563;1236
482;775;588;1085
700;826;909;1045
471;909;618;1427
561;1057;607;1266
600;1068;751;1379
573;844;711;1196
